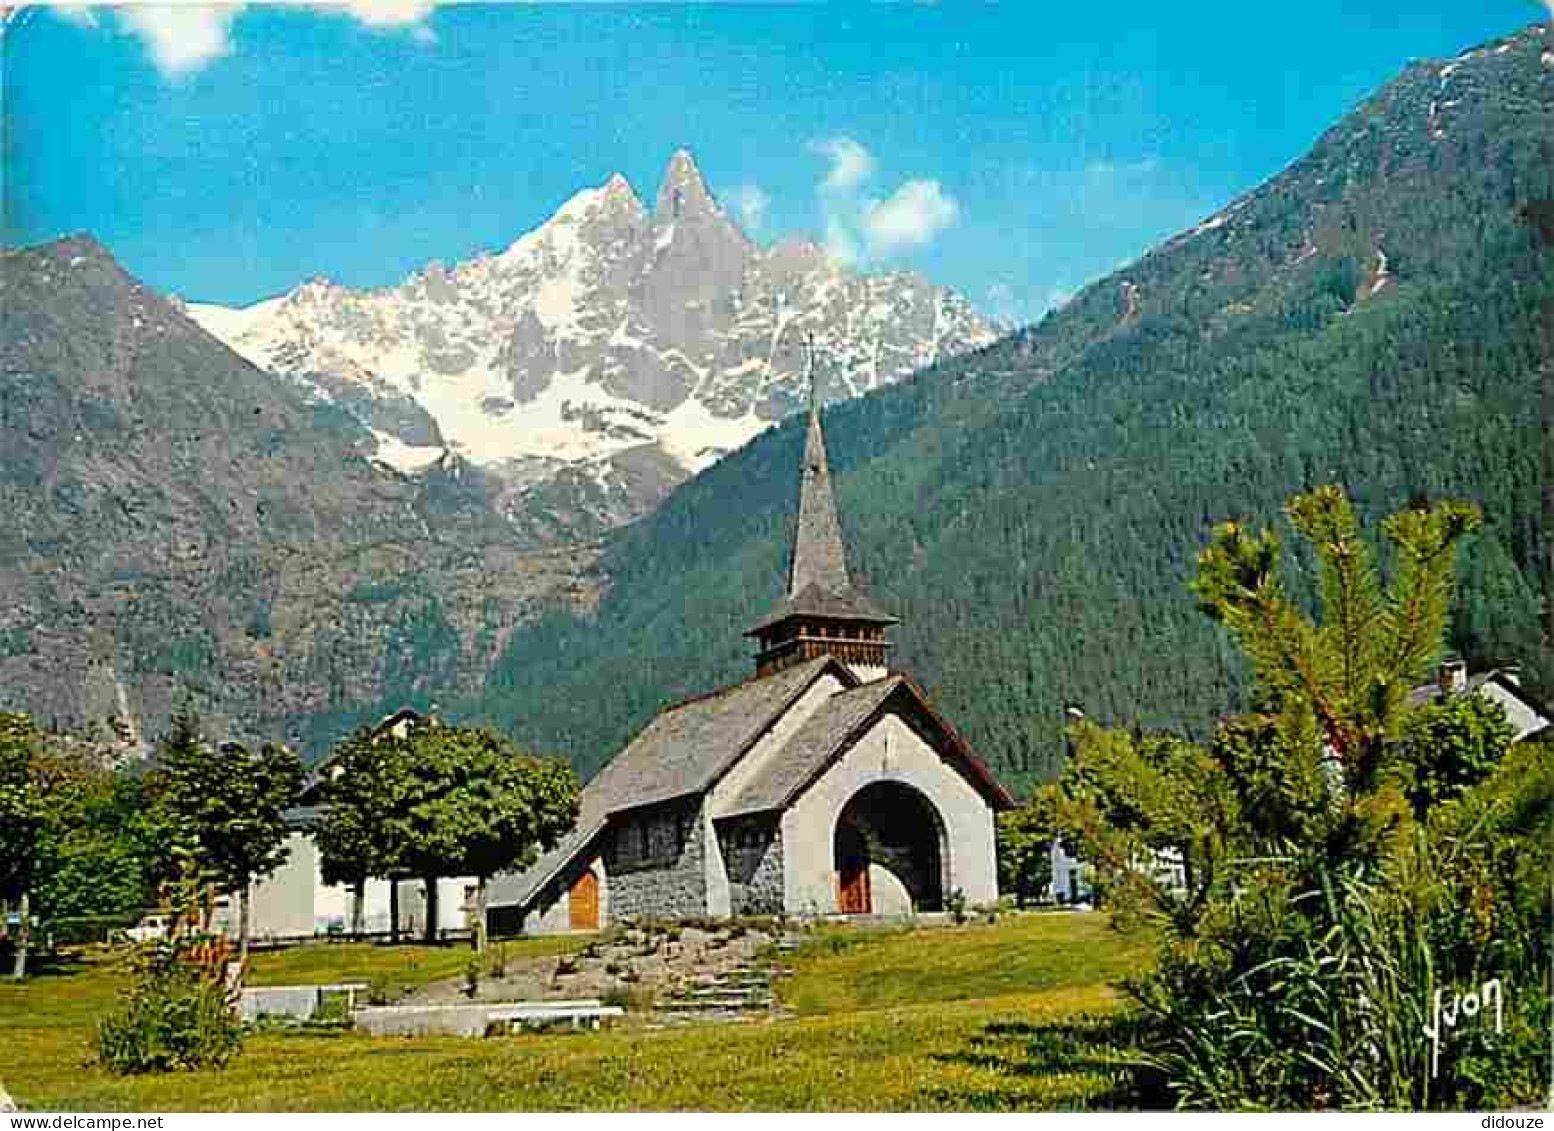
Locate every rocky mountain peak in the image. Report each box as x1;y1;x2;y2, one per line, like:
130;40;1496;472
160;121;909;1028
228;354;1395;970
603;171;635;199
188;149;995;542
654;148;720;223
598;171;648;222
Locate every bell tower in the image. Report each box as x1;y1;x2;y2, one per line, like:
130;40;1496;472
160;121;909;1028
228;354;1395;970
747;346;896;681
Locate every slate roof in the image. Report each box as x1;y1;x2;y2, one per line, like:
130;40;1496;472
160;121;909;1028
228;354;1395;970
748;395;894;634
718;677;904;817
746;580;896;634
719;674;1015;817
788;398;852;599
1404;668;1552;723
488;656;848;909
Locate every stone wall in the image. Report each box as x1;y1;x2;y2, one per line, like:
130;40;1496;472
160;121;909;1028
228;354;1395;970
703;670;846;915
715;814;785;915
604;795;707;920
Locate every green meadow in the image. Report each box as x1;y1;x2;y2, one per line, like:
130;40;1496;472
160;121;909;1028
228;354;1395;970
0;912;1154;1111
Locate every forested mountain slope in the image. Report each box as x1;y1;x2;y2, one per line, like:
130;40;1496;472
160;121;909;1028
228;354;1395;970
0;237;595;747
467;23;1553;791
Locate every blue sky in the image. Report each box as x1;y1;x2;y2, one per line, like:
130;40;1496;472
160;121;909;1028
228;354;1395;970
4;2;1545;322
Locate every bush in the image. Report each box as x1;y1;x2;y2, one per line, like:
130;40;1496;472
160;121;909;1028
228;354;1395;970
366;975;405;1006
488;943;510;979
312;991;351;1025
947;888;968;925
463;957;481;999
96;939;242;1075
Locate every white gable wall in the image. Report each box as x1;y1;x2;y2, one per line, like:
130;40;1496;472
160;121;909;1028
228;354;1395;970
781;711;997;915
523;855;607;934
704;671;848;915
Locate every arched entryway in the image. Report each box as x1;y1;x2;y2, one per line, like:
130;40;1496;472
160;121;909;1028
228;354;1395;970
833;781;948;914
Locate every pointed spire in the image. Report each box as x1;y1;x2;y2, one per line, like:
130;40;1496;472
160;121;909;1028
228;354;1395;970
787;339;852;599
746;342;896;675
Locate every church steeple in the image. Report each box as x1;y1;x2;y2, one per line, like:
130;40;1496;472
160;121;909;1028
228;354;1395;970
748;345;896;681
788;360;852;600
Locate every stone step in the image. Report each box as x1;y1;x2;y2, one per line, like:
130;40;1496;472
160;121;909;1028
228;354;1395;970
656;997;772;1013
680;987;772;1002
676;983;772;997
689;974;771;989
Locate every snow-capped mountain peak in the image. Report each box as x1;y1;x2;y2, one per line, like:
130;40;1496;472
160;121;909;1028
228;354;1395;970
188;149;994;541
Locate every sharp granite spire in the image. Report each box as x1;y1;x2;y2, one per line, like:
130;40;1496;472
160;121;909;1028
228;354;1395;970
748;344;896;681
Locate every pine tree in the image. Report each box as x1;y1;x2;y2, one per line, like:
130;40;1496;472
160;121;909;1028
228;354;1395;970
1054;486;1550;1109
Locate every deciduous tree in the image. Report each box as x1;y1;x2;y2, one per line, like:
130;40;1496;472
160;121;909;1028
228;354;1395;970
314;725;416;938
0;713;47;979
156;713;303;962
995;787;1058;907
395;724;577;951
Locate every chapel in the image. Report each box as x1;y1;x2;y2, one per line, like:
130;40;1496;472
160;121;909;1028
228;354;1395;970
486;378;1013;932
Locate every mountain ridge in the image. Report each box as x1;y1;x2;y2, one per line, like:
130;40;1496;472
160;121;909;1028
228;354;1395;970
0;232;597;749
186;149;995;542
461;21;1553;789
3;24;1548;778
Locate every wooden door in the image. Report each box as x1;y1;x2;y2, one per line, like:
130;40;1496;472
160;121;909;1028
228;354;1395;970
569;869;599;931
838;861;871;914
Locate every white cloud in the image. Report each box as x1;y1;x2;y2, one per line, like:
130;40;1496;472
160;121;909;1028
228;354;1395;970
809;136;875;193
94;2;443;80
115;5;241;79
733;183;770;233
1042;287;1075;314
806;137;958;265
330;1;438;28
315;1;439;41
1084;157;1160;180
860;179;959;256
985;283;1023;324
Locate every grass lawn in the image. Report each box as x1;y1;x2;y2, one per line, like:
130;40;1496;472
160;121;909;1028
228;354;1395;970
0;912;1154;1111
782;912;1147;1015
244;934;594;988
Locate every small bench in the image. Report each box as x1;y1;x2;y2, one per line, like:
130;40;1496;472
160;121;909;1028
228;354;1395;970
487;1001;626;1032
351;999;624;1037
